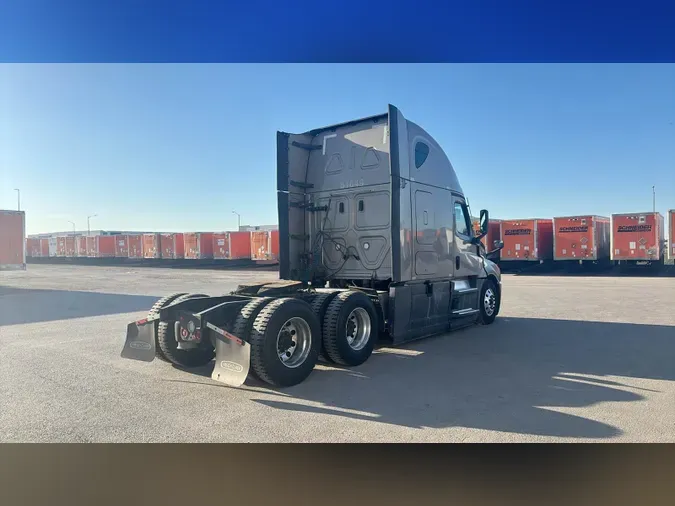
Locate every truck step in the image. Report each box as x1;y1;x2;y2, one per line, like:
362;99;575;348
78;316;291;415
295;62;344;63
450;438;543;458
455;287;477;294
452;308;479;316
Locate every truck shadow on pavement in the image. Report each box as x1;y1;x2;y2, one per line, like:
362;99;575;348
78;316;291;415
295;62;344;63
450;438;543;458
249;317;674;439
0;286;159;326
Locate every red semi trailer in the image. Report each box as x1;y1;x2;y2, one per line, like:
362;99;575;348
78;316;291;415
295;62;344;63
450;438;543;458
500;219;553;262
553;215;610;263
127;235;143;259
96;236;116;257
0;210;26;270
668;209;674;262
39;238;49;258
143;233;161;259
160;233;185;259
184;232;214;259
26;238;40;258
213;232;252;260
115;235;129;257
611;212;665;264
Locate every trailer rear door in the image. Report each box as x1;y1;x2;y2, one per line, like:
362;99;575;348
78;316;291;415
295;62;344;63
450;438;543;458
554;216;595;260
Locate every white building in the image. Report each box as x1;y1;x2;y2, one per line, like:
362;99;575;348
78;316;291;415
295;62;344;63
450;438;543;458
239;224;278;232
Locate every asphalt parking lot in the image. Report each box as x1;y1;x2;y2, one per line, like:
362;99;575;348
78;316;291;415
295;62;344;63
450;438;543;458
1;264;674;442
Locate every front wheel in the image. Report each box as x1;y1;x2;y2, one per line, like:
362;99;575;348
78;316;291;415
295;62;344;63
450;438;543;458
478;279;499;325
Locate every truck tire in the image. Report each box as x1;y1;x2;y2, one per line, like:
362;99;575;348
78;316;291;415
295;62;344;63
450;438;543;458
249;298;322;387
156;293;215;368
229;297;274;379
322;290;379;367
147;293;188;319
309;291;340;362
148;293;188;362
231;297;274;341
478;279;499;325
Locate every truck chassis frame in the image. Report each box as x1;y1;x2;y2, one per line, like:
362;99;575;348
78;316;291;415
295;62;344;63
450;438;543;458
121;276;500;388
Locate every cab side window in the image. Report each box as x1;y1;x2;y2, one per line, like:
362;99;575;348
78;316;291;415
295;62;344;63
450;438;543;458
454;201;472;238
414;141;429;169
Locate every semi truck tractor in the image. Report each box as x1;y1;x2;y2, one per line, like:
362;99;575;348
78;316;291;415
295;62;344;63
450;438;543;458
121;105;504;388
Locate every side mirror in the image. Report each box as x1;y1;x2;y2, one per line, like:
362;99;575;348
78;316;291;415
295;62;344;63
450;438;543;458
486;240;504;260
479;209;489;236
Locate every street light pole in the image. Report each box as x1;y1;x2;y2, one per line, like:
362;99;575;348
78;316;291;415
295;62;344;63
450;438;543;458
68;221;76;233
652;186;656;213
87;214;97;235
232;210;241;230
14;189;20;211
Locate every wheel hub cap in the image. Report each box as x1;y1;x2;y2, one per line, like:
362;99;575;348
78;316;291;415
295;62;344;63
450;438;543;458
484;288;496;316
345;307;372;351
276;317;312;368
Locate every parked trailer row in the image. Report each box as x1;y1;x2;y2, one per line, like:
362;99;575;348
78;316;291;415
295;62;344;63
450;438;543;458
472;210;673;265
21;211;675;266
25;230;281;262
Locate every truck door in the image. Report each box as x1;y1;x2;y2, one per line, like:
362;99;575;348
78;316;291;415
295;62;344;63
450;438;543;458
452;197;483;279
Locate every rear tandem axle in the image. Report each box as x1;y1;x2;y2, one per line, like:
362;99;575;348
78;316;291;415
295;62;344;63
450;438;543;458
121;282;383;388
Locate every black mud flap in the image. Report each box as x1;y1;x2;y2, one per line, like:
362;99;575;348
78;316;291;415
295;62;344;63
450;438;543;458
207;322;251;388
120;318;157;362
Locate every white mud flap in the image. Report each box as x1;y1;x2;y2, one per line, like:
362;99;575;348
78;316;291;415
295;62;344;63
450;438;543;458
207;322;251;387
121;318;156;362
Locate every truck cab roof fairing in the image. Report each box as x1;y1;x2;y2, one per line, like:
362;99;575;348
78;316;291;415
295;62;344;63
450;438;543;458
405;118;464;196
389;104;464;197
284;104;463;198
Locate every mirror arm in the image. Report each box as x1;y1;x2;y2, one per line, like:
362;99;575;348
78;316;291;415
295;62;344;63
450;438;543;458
487;244;505;255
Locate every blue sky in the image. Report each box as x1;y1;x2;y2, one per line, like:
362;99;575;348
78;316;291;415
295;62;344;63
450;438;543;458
1;64;674;235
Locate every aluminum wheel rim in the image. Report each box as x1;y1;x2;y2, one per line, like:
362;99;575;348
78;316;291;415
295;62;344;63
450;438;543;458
484;288;496;317
346;307;371;351
276;317;312;368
